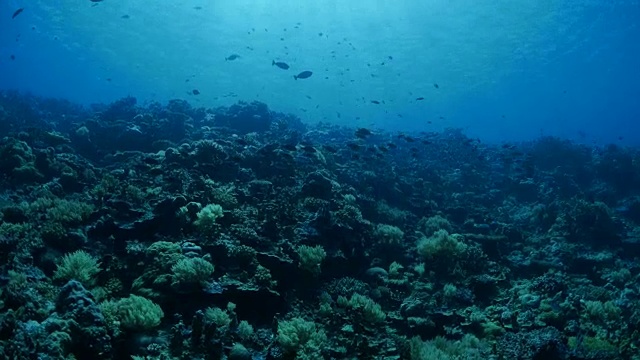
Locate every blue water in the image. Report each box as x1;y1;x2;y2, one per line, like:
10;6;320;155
1;0;639;145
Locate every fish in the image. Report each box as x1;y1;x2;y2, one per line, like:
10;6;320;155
12;8;24;19
121;14;130;19
272;60;289;70
301;145;317;153
433;83;439;89
225;54;241;61
355;128;372;138
370;100;381;104
294;71;313;80
416;97;424;101
90;0;103;2
10;55;15;60
192;89;200;95
322;145;337;153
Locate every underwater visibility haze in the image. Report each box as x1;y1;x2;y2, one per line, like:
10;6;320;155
1;1;640;359
2;0;640;143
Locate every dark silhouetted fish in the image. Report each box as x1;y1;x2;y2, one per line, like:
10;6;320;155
90;0;103;2
12;8;24;19
433;83;439;89
371;100;381;104
121;14;130;19
322;145;337;153
294;71;313;80
355;128;372;139
225;54;240;61
272;60;289;70
10;55;15;60
416;97;424;101
302;145;317;153
192;89;200;95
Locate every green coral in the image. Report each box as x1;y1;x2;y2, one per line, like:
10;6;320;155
417;230;467;261
22;197;94;225
277;317;327;359
408;334;487;360
296;245;327;276
193;203;224;234
204;306;232;328
418;215;452;236
568;336;618;357
337;293;386;324
53;250;101;287
100;294;164;332
373;223;404;246
171;257;215;288
236;320;254;341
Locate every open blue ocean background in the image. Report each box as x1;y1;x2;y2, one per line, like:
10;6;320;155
1;0;639;145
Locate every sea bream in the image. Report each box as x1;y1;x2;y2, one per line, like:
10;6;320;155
272;60;290;70
294;71;313;80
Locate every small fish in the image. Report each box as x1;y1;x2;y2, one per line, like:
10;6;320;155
416;97;424;101
90;0;103;2
302;145;317;153
294;71;313;80
12;8;24;19
433;83;439;89
322;145;337;153
355;128;372;138
272;60;289;70
192;89;200;95
121;14;130;19
225;54;240;61
370;100;381;104
10;55;15;60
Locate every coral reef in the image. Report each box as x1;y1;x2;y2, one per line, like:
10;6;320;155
0;92;639;359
